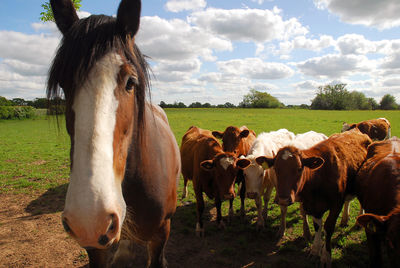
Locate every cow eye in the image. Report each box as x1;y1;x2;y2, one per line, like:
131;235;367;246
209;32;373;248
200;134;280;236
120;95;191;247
125;76;138;92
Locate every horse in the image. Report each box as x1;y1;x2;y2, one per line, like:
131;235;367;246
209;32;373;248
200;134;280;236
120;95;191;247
47;0;180;267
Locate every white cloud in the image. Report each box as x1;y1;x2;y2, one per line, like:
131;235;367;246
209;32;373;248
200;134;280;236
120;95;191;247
217;58;294;79
188;7;308;43
314;0;400;29
136;16;232;62
336;34;377;55
296;54;374;78
165;0;206;12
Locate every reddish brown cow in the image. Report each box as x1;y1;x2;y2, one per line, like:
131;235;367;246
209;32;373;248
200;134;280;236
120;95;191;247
342;118;391;141
212;125;256;156
212;126;256;218
180;126;250;237
355;137;400;268
257;129;371;267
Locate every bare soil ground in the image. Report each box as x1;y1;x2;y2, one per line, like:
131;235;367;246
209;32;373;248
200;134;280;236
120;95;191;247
0;186;368;268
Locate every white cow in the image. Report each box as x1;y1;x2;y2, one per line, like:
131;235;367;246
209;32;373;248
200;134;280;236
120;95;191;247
237;129;296;230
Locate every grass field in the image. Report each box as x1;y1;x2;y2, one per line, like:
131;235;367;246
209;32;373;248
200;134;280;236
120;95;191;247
0;108;399;267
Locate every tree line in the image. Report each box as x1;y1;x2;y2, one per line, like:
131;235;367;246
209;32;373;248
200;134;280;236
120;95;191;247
159;85;398;110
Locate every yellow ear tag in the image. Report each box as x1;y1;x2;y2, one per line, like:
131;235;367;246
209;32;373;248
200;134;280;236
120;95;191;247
262;162;269;169
367;222;377;233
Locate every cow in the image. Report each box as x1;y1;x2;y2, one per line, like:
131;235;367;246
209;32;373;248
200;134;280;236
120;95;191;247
180;126;250;237
211;125;256;220
235;129;296;230
355;137;400;268
256;129;371;267
212;125;257;156
342;118;391;141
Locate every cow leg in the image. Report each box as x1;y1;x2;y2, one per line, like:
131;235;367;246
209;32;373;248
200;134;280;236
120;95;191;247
276;205;287;239
262;183;274;220
340;199;351;227
195;189;205;237
239;181;246;220
147;219;170;268
215;197;226;229
228;198;234;223
366;232;383;268
182;177;189;199
321;207;342;268
255;195;264;230
300;203;311;241
310;217;323;257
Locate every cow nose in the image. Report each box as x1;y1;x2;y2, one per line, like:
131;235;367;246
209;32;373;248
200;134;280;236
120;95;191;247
278;198;292;206
247;192;258;199
61;212;120;248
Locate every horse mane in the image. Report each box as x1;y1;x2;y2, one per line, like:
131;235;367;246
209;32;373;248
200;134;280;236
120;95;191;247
47;14;150;133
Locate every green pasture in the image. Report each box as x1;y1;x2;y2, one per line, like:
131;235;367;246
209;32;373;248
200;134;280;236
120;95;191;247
1;108;399;267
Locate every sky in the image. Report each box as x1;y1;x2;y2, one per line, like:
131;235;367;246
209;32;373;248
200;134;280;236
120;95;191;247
1;0;400;106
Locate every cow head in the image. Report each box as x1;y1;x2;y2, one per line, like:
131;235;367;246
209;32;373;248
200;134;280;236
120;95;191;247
357;210;400;263
238;155;266;199
201;153;250;200
212;126;250;154
256;146;324;206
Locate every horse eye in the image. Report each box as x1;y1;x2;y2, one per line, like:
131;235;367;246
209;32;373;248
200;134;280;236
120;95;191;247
125;76;138;92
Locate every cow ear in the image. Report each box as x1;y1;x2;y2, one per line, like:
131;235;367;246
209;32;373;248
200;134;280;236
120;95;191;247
50;0;79;35
200;160;214;170
236;158;251;170
240;129;249;138
116;0;141;37
357;213;388;234
302;156;324;170
212;131;224;139
256;156;274;169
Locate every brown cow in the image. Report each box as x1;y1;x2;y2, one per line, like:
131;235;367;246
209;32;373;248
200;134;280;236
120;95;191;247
342;118;391;141
212;125;256;156
355;137;400;268
212;126;256;219
257;129;371;267
180;126;250;237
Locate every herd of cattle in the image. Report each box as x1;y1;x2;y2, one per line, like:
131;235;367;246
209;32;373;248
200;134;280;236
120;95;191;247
179;118;399;267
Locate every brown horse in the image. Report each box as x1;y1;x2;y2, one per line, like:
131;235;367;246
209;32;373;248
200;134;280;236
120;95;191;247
47;0;180;267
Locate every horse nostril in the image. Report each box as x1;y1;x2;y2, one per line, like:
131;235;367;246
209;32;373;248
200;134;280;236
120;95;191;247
107;213;117;232
98;234;109;246
62;218;71;233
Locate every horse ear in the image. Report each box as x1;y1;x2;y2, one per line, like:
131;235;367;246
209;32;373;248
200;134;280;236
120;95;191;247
50;0;79;35
116;0;141;37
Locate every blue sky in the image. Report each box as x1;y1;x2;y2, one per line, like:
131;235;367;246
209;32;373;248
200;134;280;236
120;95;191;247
1;0;400;105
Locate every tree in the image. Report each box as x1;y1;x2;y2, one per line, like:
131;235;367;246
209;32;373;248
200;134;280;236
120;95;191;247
380;94;398;110
239;89;282;108
367;98;379;110
11;98;27;106
311;84;350;110
0;96;12;106
188;102;202;108
40;0;82;22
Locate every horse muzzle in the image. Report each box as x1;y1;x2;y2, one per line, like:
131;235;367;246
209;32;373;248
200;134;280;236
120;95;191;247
61;211;121;249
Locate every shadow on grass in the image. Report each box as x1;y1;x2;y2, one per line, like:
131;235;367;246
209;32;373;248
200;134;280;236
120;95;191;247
25;183;67;215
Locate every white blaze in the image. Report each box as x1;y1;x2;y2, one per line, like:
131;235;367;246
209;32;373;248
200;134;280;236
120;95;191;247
64;53;126;233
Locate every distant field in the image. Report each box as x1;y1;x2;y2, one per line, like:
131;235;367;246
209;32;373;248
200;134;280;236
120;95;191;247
0;108;399;267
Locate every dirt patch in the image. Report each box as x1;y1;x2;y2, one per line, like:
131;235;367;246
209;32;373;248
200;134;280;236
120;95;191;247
0;188;369;267
0;192;87;268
